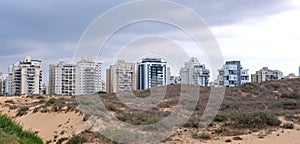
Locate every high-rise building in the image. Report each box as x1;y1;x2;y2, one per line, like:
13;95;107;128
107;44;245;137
75;57;102;95
7;65;13;95
180;57;210;86
137;58;170;90
49;61;76;95
251;67;283;83
106;60;136;93
0;73;7;95
9;56;42;95
218;61;249;87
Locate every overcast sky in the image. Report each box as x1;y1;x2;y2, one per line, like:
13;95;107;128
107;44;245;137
1;0;300;83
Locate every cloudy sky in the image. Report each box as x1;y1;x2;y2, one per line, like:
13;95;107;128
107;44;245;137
1;0;300;82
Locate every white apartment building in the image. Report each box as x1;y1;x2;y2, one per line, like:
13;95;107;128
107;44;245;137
180;57;210;86
9;56;42;95
75;57;102;95
251;67;283;83
218;61;249;87
49;61;76;95
137;58;170;90
0;73;7;95
106;60;136;93
7;65;13;95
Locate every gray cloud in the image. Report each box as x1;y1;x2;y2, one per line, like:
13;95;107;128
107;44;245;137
0;0;297;82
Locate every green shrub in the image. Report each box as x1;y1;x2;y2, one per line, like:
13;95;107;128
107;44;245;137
105;103;117;112
0;114;43;144
231;110;281;129
184;117;201;128
220;103;230;111
213;115;228;122
281;101;298;110
271;83;281;89
66;135;87;144
281;93;300;99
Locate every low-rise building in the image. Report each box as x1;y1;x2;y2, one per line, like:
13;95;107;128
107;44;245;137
251;67;283;83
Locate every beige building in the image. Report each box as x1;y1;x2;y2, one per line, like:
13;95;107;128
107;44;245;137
10;56;42;95
180;57;210;86
106;60;136;93
75;57;102;95
49;61;76;95
251;67;283;83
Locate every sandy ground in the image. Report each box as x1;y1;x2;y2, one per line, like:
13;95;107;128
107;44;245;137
16;112;88;141
0;96;89;143
1;96;300;144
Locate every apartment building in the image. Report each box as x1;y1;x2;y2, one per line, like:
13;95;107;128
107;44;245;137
180;57;210;86
49;61;76;95
170;76;181;84
218;61;249;87
106;60;136;93
0;73;7;95
251;67;283;83
9;56;42;95
75;57;102;95
137;58;170;90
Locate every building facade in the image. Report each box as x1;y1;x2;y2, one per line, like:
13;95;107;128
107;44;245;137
75;57;102;95
9;56;42;95
180;57;210;86
0;73;7;95
106;60;136;93
49;61;76;95
251;67;283;83
218;61;249;87
137;58;170;90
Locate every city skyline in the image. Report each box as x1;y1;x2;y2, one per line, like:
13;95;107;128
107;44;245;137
0;0;300;83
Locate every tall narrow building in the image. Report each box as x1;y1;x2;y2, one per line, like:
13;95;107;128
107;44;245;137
180;57;210;86
106;60;136;93
10;56;42;95
137;58;170;90
218;61;249;87
75;57;102;95
49;61;76;95
0;73;7;95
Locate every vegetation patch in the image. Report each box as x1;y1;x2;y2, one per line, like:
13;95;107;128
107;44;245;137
281;93;300;99
230;110;281;129
0;114;43;144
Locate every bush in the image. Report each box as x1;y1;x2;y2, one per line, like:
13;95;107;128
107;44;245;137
105;103;117;112
192;132;211;140
280;101;298;110
66;135;87;144
4;100;14;104
220;103;230;111
213;115;228;122
231;110;281;129
282;123;294;129
281;93;300;99
16;106;29;117
184;117;201;128
0;114;43;144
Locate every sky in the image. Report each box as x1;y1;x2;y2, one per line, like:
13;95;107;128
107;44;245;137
0;0;300;83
